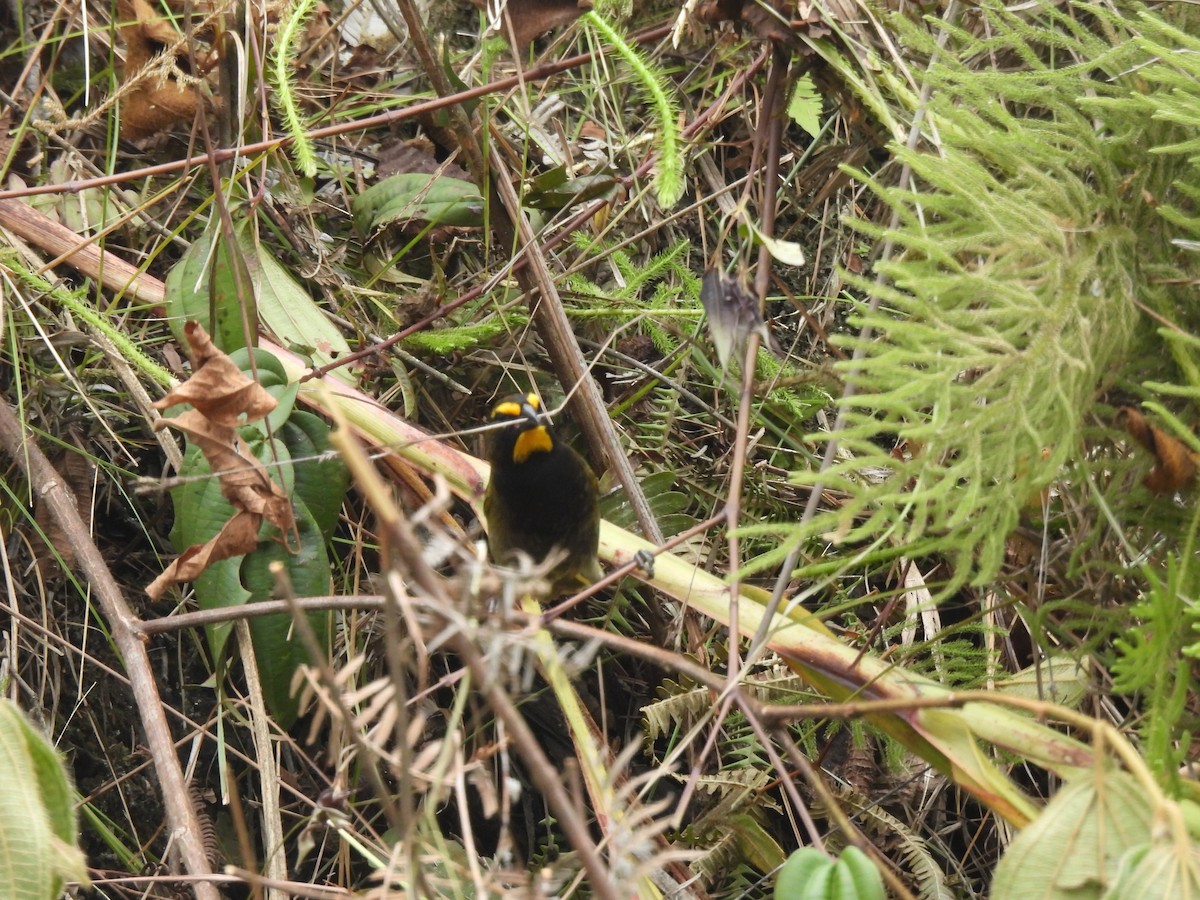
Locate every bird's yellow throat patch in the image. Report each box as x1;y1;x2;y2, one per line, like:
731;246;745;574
513;424;552;463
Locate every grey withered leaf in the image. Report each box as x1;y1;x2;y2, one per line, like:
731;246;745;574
699;268;777;370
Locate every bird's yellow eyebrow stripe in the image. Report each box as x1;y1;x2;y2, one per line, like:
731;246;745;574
493;401;522;418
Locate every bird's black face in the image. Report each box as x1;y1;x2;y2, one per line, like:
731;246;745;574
488;392;554;464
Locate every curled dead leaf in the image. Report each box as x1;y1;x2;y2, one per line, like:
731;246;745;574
146;322;295;600
154;322;276;425
145;511;260;600
699;268;779;370
118;0;219;140
1116;406;1198;493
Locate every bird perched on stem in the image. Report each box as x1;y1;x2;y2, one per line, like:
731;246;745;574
484;392;601;592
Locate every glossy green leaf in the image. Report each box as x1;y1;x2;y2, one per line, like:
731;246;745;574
166;220;350;370
164;221;258;353
240;493;331;727
164;222;257;352
247;238;351;374
524;168;620;210
283;411;350;538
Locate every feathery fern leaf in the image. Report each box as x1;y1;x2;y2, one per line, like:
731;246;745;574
756;5;1156;589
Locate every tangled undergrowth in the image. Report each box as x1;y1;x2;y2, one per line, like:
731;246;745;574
2;0;1200;897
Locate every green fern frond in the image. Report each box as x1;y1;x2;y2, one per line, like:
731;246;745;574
1113;558;1194;776
767;5;1152;589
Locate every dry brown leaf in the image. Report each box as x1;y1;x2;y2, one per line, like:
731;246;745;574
697;0;827;44
154;324;276;426
578;120;606;143
145;510;260;600
118;0;214;140
146;322;295;600
1116;406;1198;493
154;408;292;528
376;136;471;181
471;0;593;51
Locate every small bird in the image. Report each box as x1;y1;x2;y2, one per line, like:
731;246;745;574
484;392;601;592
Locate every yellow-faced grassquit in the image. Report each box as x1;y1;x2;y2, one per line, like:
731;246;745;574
484;392;601;592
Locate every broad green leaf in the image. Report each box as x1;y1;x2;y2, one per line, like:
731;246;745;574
240;494;332;727
0;700;88;900
163;223;256;353
353;173;485;232
229;347;290;389
283;411;350;538
246;238;351;375
728;813;787;876
524;168;621;210
993;656;1091;709
229;347;300;433
209;227;257;353
1105;838;1200;900
991;772;1155;899
776;847;832;898
166;219;350;371
197;559;252;666
164;227;216;347
602;469;694;536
